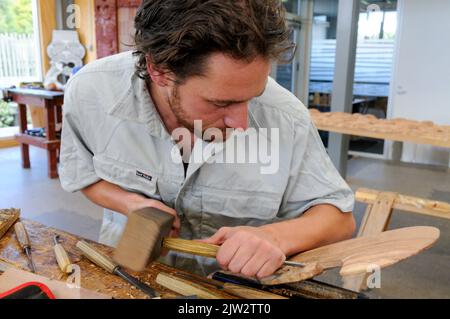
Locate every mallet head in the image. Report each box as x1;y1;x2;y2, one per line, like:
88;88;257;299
113;207;174;272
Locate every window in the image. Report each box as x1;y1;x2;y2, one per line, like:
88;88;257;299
0;0;41;136
273;1;302;94
0;0;42;87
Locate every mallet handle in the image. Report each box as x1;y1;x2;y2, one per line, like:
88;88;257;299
162;238;219;258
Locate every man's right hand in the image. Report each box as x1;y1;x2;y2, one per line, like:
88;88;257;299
82;180;180;238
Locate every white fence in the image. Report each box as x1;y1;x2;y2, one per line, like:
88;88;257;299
0;33;38;86
310;39;395;84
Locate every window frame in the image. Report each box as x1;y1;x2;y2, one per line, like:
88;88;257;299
31;0;43;83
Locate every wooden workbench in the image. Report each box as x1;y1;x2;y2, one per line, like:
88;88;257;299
0;218;362;299
0;219;237;299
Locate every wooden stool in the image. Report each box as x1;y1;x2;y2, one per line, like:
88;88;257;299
5;88;64;179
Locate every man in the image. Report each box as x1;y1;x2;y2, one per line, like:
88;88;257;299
60;0;355;279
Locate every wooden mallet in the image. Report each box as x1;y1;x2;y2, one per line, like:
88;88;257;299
113;207;305;272
113;207;220;271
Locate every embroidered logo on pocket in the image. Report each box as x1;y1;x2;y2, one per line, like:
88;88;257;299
136;170;153;182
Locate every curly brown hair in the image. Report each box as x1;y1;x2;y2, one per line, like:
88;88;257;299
133;0;294;83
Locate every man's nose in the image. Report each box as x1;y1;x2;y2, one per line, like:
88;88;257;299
223;102;249;130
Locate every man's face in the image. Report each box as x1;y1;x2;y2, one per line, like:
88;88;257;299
164;53;271;141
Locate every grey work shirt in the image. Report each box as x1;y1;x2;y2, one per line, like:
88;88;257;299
59;51;354;275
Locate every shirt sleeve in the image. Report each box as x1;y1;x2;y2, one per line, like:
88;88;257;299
278;115;355;218
59;80;101;192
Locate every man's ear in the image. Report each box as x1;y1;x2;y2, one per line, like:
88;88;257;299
146;63;171;87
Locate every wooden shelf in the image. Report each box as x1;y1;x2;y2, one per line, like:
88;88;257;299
310;110;450;148
15;133;60;150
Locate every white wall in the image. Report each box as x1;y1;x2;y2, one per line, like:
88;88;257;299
388;0;450;166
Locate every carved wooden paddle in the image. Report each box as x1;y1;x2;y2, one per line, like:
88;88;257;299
254;226;440;285
154;226;440;286
115;208;440;286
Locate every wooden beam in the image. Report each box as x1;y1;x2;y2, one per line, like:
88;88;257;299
356;188;450;220
357;192;397;237
37;0;57;75
74;0;97;64
0;138;19;149
310;110;450;148
343;192;396;291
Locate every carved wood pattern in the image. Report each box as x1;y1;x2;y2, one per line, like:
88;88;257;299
94;0;119;58
95;0;141;58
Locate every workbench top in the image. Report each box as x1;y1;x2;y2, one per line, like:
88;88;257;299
0;219;235;299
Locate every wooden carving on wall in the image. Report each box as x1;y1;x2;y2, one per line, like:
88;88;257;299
95;0;142;59
95;0;118;58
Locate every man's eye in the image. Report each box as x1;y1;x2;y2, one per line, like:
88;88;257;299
213;102;232;108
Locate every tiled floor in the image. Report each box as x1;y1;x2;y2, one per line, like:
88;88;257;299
0;146;449;298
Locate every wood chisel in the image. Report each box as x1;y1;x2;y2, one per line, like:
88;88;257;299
76;240;160;298
211;271;366;299
14;222;36;273
174;272;287;299
53;234;74;274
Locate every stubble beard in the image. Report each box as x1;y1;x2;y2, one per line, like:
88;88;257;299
168;86;229;142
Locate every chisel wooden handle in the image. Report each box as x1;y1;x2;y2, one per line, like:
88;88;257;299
176;272;288;299
156;272;224;299
14;222;31;250
162;238;219;258
54;243;73;274
76;240;117;274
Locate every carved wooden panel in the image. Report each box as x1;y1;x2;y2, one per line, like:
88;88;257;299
94;0;141;58
94;0;119;58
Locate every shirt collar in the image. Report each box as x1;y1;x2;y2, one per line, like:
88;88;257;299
107;72;170;138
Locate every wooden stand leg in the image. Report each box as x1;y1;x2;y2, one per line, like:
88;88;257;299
20;144;30;169
48;148;58;179
45;101;58;178
17;103;30;168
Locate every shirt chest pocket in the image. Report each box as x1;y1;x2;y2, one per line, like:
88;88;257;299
93;153;161;200
200;189;281;221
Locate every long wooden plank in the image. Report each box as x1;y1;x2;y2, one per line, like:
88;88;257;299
314;123;450;148
15;134;60;150
310;110;450;148
356;188;450;220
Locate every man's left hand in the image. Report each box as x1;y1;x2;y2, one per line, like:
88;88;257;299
200;226;286;279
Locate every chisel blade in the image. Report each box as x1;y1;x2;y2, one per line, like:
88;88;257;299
25;248;36;273
114;267;160;298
